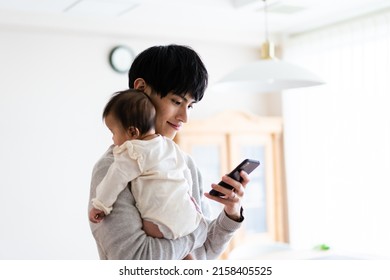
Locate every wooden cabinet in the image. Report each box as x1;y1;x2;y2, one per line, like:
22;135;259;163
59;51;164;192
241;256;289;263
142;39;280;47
175;111;289;259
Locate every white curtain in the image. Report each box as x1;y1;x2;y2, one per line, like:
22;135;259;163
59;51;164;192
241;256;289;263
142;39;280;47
282;9;390;256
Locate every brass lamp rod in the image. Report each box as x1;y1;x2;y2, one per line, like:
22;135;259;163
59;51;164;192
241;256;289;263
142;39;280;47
261;0;275;60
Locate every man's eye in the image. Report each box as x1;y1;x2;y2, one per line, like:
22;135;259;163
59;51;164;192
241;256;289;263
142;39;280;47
171;99;181;105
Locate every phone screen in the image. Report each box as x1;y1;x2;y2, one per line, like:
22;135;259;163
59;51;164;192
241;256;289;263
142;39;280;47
209;159;260;197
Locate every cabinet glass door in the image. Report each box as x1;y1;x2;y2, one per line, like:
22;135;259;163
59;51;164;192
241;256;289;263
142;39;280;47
230;133;275;240
176;133;228;219
240;145;267;234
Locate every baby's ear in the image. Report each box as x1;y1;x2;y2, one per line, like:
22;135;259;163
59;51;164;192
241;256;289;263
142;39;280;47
128;126;140;138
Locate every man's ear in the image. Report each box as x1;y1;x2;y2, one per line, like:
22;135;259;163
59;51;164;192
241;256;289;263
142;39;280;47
133;78;146;91
128;126;140;139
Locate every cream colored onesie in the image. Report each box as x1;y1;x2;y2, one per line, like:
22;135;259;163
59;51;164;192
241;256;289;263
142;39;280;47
92;135;202;239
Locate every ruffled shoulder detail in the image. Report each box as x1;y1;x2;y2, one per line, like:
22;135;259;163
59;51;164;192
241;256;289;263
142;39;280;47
113;141;130;155
113;141;144;171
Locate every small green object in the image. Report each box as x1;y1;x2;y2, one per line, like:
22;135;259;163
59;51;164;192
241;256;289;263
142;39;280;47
320;244;330;250
314;244;330;251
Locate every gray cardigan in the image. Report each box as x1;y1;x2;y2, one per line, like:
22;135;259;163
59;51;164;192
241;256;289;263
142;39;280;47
88;146;242;259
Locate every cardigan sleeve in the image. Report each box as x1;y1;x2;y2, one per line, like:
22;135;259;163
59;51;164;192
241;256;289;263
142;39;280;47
184;154;243;260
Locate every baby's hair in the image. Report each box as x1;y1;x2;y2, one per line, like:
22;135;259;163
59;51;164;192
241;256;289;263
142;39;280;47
102;89;156;135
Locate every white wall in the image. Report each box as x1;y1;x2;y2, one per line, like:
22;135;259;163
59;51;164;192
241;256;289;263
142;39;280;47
0;23;278;259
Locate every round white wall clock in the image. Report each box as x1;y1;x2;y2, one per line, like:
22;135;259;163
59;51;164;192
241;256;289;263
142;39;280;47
109;46;134;74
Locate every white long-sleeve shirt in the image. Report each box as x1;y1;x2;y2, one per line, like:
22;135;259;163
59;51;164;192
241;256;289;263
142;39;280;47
92;135;202;239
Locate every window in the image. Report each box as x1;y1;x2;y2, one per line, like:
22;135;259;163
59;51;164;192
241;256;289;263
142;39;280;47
282;10;390;256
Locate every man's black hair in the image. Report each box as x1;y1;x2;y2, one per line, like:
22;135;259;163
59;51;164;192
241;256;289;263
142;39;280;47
128;44;208;102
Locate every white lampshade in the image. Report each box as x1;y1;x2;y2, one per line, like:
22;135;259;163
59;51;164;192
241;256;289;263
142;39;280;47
211;59;325;94
212;0;325;95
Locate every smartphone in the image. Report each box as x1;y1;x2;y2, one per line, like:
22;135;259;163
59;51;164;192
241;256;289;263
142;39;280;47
209;159;260;197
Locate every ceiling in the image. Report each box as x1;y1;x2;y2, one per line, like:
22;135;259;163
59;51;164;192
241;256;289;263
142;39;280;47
0;0;389;46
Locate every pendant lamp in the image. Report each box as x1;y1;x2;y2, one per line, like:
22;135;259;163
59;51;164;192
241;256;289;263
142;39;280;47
212;0;324;93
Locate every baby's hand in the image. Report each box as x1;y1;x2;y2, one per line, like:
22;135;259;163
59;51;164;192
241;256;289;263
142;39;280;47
89;208;106;223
